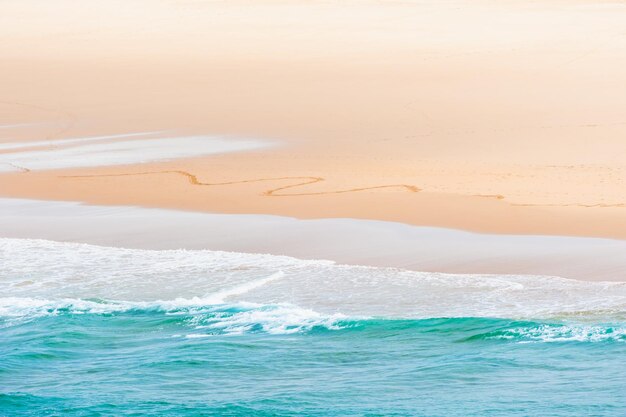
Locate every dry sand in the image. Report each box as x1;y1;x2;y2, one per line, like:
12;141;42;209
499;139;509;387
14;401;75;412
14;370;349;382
2;0;626;238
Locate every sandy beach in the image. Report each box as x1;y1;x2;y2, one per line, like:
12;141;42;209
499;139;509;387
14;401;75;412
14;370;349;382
3;2;626;415
2;0;626;256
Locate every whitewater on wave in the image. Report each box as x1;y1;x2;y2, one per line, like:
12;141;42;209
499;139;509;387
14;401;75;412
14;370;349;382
2;237;626;322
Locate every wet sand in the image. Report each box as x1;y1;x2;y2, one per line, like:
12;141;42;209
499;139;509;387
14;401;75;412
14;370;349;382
2;198;625;282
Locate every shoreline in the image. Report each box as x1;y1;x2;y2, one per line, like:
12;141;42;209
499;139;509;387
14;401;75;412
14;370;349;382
2;197;625;282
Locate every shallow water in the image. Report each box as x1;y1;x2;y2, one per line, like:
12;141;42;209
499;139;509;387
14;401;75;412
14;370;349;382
1;239;625;416
0;133;270;172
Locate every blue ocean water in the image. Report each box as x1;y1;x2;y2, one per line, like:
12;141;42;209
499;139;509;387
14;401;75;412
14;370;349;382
1;239;625;416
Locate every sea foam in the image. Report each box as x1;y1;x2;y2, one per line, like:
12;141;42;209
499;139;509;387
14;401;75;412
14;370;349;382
1;238;625;321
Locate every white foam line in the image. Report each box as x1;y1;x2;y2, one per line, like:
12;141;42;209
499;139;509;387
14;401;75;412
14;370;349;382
204;271;286;304
0;131;160;151
0;135;272;172
0;123;39;130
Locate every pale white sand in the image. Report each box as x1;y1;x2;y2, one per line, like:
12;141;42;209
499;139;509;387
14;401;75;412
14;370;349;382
1;198;624;282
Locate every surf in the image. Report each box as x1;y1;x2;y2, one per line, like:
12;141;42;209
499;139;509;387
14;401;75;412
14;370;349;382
2;238;625;320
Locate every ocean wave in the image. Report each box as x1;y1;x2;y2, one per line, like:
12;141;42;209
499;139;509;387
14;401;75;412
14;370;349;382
0;296;348;336
1;296;624;343
185;304;346;336
480;323;626;343
1;238;626;321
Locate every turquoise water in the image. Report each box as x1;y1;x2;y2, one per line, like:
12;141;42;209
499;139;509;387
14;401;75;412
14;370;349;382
2;308;625;416
1;239;625;416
